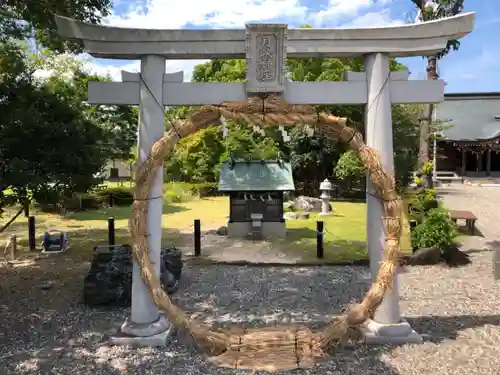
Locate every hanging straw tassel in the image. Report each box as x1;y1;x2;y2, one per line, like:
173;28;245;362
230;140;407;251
220;115;229;137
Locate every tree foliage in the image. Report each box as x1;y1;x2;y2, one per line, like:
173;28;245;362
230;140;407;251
334;151;365;183
1;23;135;213
1;0;112;52
0;45;110;209
412;0;464;59
37;52;138;161
166;55;420;191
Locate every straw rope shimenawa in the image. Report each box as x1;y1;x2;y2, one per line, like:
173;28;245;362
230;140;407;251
130;94;403;372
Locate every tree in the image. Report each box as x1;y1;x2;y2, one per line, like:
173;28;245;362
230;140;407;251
165;115;281;182
168;54;419;192
175;57;361;186
36;51;138;161
0;47;110;210
412;0;465;168
0;47;137;213
333;104;421;190
1;0;112;51
0;0;116;217
334;150;365;190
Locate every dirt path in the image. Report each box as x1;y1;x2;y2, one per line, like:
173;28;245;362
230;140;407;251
179;228;302;263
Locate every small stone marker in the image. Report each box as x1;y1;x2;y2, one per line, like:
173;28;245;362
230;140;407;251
494;248;500;280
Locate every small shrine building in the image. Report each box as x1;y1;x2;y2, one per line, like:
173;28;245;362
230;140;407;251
218;160;295;239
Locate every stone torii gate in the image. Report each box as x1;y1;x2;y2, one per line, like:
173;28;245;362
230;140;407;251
55;13;475;346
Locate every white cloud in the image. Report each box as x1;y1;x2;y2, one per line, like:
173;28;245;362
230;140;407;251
341;9;404;28
105;0;308;29
311;0;394;27
79;0;311;82
81;55;207;82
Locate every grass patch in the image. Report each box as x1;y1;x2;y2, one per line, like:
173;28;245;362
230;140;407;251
0;197;411;263
274;202;412;261
0;197;228;260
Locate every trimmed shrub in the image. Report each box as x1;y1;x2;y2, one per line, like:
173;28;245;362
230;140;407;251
95;186;134;206
34;181;220;212
62;193;102;211
190;182;218;197
411;207;459;249
162;182;219;203
407;188;438;223
33;190;61;206
164;189;183;203
164;182;218;197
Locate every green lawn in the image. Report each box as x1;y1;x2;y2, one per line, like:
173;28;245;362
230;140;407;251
277;202;412;261
0;196;411;263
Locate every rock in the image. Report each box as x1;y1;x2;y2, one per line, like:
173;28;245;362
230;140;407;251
216;226;228;236
162;246;183;281
37;283;53;290
409;247;441;265
83;245;183;307
293;196;323;212
441;244;471;267
284;212;300;220
298;212;310;219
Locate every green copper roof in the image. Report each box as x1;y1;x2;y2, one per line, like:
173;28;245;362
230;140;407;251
218;160;295;192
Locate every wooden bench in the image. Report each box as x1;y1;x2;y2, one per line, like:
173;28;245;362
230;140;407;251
450;210;477;234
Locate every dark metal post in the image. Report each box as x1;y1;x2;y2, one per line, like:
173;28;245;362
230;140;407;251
194;219;201;256
24;201;30;217
316;221;324;259
108;217;115;246
28;216;36;251
408;220;417;253
10;234;17;260
108;193;114;207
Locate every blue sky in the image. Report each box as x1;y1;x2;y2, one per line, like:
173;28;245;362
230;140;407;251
83;0;499;93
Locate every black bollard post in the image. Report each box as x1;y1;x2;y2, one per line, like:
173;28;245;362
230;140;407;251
24;201;30;217
194;219;201;257
316;221;324;259
28;216;36;251
108;193;114;207
408;220;417;253
108;217;115;246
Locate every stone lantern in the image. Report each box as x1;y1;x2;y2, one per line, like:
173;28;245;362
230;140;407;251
319;178;332;216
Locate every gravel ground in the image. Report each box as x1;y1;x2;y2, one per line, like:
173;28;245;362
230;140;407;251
438;183;500;242
1;184;499;375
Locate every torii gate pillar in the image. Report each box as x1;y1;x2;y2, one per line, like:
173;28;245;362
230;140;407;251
113;56;173;345
363;53;422;343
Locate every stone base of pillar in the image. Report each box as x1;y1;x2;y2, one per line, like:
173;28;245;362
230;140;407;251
109;314;174;347
360;318;423;345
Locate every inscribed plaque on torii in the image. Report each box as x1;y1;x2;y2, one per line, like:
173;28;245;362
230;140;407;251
245;24;287;93
256;34;277;82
